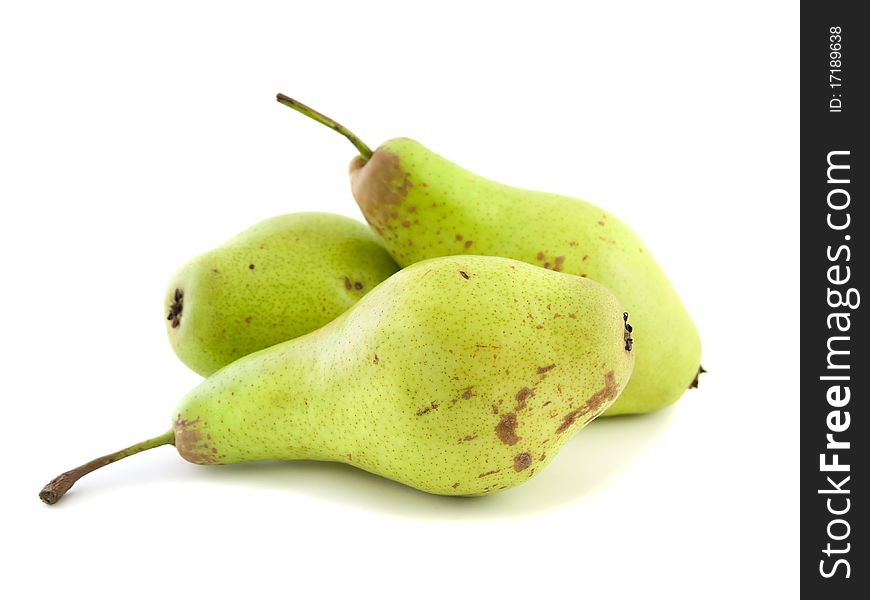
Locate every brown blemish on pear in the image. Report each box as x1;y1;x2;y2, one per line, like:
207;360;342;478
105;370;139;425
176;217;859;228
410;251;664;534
495;412;520;445
174;417;219;465
513;452;532;472
415;400;440;416
515;387;534;411
555;370;619;434
350;148;413;232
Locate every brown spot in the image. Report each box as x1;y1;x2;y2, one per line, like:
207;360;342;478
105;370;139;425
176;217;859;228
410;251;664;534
462;387;474;400
515;387;534;411
537;364;556;374
464;240;473;249
244;316;252;323
354;281;364;290
350;149;414;231
344;276;352;290
416;401;440;416
597;220;605;226
173;417;218;465
495;413;520;445
582;255;589;261
248;264;255;270
568;313;576;319
543;262;550;268
555;371;619;434
492;404;499;414
407;205;417;212
536;251;545;260
452;482;460;489
372;354;379;364
459;271;470;280
689;365;707;389
478;469;501;478
553;256;566;271
460;434;477;442
542;401;552;407
539;452;546;461
401;220;411;227
569;240;578;247
455;234;463;241
346;453;352;461
513;452;532;472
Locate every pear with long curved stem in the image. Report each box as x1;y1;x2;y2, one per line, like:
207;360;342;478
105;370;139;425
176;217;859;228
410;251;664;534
276;93;701;416
41;255;633;504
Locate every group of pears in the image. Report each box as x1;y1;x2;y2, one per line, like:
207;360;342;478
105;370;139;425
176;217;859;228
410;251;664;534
40;95;701;504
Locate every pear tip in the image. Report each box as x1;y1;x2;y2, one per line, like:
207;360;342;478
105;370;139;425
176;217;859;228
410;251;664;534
39;473;75;505
39;489;59;505
688;365;706;389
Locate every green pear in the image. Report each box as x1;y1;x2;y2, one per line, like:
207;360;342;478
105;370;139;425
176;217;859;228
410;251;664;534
276;94;701;416
165;212;399;376
40;255;634;503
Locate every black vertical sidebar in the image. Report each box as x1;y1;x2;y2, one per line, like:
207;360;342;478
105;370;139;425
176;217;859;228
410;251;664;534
801;2;867;596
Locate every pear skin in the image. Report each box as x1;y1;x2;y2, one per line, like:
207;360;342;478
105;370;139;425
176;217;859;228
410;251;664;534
41;256;634;503
165;212;399;376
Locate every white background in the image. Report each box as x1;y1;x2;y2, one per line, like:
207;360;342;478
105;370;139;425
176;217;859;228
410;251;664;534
1;2;799;598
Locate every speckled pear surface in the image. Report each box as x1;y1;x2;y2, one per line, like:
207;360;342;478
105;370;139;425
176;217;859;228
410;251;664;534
348;139;700;415
173;255;634;495
165;212;399;376
39;255;634;503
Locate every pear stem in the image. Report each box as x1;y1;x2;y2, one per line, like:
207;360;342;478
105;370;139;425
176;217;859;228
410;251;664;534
39;430;175;505
276;93;373;160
